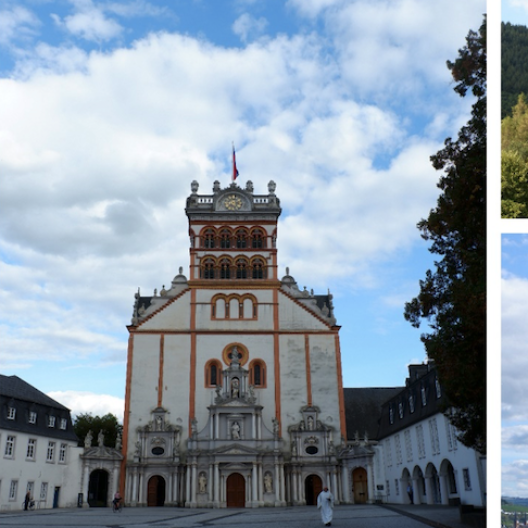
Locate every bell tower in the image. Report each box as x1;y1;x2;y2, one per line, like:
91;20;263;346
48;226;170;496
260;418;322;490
185;179;281;284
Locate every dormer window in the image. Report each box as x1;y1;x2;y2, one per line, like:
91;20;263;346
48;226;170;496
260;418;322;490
409;394;415;413
48;416;56;428
435;378;442;398
60;418;67;430
389;405;394;424
420;386;427;407
28;411;37;424
398;402;404;419
7;407;16;420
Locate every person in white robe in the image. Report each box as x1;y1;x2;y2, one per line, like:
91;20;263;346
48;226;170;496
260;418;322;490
317;486;334;526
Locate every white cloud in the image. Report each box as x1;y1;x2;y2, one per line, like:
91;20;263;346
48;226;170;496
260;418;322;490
502;275;528;421
53;0;123;42
47;390;124;420
0;5;39;47
233;13;268;43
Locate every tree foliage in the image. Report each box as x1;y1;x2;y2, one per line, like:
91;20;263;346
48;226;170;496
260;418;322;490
502;94;528;217
73;413;122;448
502;22;528;118
404;18;486;454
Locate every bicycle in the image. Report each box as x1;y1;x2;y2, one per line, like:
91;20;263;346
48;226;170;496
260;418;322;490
112;500;123;512
22;499;35;511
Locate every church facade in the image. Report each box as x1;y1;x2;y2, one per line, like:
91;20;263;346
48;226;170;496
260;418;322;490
121;180;347;508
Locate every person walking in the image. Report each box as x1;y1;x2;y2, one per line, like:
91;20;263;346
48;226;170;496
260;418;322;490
407;483;414;504
317;486;334;526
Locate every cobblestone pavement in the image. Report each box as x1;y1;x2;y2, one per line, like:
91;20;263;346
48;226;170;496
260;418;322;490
0;504;458;528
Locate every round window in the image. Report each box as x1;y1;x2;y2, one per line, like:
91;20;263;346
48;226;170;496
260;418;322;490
305;446;318;455
151;447;164;456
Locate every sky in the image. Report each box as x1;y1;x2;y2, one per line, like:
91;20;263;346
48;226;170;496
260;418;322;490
0;0;486;425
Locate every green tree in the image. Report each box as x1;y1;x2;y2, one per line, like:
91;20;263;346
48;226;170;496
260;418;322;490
404;18;486;454
73;413;123;448
502;94;528;217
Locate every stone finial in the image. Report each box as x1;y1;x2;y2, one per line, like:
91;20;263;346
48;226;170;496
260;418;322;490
160;285;167;297
213;180;221;192
246;180;254;193
179;266;183;274
286;267;289;275
191;180;199;193
268;180;276;194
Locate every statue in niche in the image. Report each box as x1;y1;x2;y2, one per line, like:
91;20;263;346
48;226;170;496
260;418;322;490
307;416;314;430
191;418;198;437
98;430;105;447
155;415;164;431
292;442;298;456
231;378;240;398
84;430;93;448
264;473;273;493
198;473;207;493
231;421;241;440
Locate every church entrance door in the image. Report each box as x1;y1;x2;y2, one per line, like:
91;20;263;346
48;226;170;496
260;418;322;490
147;476;166;507
305;474;323;505
226;473;245;507
353;467;368;504
88;469;108;507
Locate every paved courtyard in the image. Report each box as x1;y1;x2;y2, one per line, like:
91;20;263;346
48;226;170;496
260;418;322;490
0;504;466;528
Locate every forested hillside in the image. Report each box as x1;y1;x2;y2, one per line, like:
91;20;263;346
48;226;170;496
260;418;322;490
502;22;528;118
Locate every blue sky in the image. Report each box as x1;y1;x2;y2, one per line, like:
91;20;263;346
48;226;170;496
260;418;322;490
0;0;486;423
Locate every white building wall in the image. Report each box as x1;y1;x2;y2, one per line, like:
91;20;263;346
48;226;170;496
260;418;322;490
0;431;83;511
381;412;485;507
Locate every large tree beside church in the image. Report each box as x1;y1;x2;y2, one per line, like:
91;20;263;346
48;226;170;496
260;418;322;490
404;19;486;454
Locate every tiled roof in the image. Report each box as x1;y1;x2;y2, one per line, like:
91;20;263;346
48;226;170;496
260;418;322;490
0;375;70;410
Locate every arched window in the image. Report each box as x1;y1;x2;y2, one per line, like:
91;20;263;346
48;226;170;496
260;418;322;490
252;258;266;279
249;360;266;387
220;258;231;279
251;229;265;248
236;229;248;249
236;259;248;279
219;229;231;249
202;258;216;279
205;360;222;387
202;228;216;249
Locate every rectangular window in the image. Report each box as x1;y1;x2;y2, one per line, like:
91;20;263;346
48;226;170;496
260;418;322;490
59;443;67;463
394;478;400;495
9;480;18;501
386;480;390;496
28;411;37;424
40;482;48;501
416;425;426;459
404;430;413;462
46;441;55;462
60;418;67;430
463;468;472;490
26;439;36;460
5;435;15;457
429;418;440;455
7;407;16;420
395;434;403;465
48;416;56;428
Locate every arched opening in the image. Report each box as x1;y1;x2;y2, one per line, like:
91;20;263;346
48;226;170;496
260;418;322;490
352;467;368;504
147;475;166;507
425;463;441;504
305;474;323;505
88;469;108;507
226;473;245;507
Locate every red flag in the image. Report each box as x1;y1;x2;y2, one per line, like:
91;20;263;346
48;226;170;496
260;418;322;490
232;144;239;181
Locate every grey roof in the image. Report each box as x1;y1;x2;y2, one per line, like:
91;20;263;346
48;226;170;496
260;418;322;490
343;387;403;441
0;375;70;410
0;375;78;442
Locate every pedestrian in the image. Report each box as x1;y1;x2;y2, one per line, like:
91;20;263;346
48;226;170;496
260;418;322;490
24;491;31;511
317;486;334;526
407;483;414;504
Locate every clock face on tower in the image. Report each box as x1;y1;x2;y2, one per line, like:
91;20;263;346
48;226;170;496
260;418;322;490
223;194;243;211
